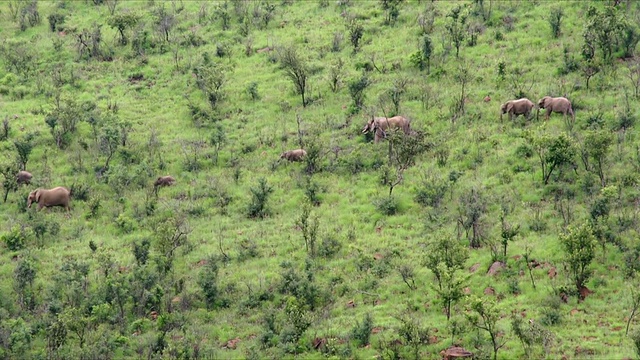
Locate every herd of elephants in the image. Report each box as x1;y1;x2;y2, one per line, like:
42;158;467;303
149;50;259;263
19;95;573;213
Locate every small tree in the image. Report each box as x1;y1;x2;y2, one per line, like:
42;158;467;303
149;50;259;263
548;6;564;38
627;282;640;336
458;187;487;248
528;131;576;185
13;136;33;171
583;129;613;187
379;0;403;25
445;5;467;58
247;178;273;219
347;18;364;53
627;57;640;98
559;222;596;298
424;236;469;320
14;256;37;311
152;210;192;275
107;12;139;45
1;163;20;203
381;130;430;196
295;203;319;257
466;296;506;360
278;45;309;107
348;75;370;114
197;255;220;310
194;59;229;111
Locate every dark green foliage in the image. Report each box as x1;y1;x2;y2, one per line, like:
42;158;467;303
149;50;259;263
247;178;273;219
246;81;260;100
13;137;33;171
317;235;341;258
350;313;373;347
414;174;449;208
296;204;319;257
107;12;139;45
133;239;151;266
2;226;30;251
409;35;432;72
1;163;20;202
278;45;309;107
48;13;65;32
194;56;228;110
14;256;37;311
446;5;467;58
380;0;403;25
197;255;220;310
548;7;564;38
375;195;399;215
347;18;364;53
277;260;324;310
540;294;563;326
559;223;596;297
511;313;554;358
348;75;369;114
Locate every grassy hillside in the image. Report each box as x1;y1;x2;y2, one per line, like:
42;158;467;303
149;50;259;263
1;0;640;359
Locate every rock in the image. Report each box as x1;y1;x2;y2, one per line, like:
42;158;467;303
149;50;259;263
548;267;556;279
469;263;481;273
346;300;356;308
483;96;491;103
222;337;240;349
487;261;505;276
440;346;473;359
579;286;594;301
484;287;495;295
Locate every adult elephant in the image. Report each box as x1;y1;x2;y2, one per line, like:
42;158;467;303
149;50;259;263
537;96;575;122
500;98;535;121
362;116;411;143
27;187;71;212
280;149;307;162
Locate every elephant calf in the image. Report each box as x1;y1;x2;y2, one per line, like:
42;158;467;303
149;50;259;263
154;176;176;188
362;116;411;143
537;96;575;122
500;98;535;121
16;170;32;185
280;149;307;162
27;187;71;212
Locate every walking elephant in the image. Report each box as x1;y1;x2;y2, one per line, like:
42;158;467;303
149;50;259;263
27;187;71;211
537;96;575;122
500;98;535;121
362;116;411;143
280;149;307;162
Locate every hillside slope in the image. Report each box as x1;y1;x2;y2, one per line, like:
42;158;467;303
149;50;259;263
0;0;640;358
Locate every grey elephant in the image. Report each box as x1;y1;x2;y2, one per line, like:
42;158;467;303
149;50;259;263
153;176;176;196
16;171;32;185
154;176;176;188
537;96;575;121
27;187;71;211
362;116;411;143
280;149;307;162
500;98;535;121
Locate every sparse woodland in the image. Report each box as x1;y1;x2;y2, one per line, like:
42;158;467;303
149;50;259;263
2;0;640;358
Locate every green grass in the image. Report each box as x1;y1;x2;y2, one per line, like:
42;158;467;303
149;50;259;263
1;0;640;359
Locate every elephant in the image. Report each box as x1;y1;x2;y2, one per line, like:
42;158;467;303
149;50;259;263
154;176;176;188
16;171;32;185
500;98;535;121
537;96;575;122
280;149;307;162
362;116;411;143
27;187;71;211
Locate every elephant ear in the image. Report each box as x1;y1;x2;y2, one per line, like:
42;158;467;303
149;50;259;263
34;189;42;202
506;102;514;113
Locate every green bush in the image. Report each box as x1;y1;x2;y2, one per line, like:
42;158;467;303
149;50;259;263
2;226;30;251
115;214;136;234
350;313;373;347
375;196;399;215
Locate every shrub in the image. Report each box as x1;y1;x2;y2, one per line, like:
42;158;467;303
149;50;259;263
318;235;341;258
2;226;30;251
350;313;373;347
115;214;136;234
197;255;220;310
375;195;399;215
70;183;90;201
247;178;273;219
132;239;150;266
414;175;449;208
